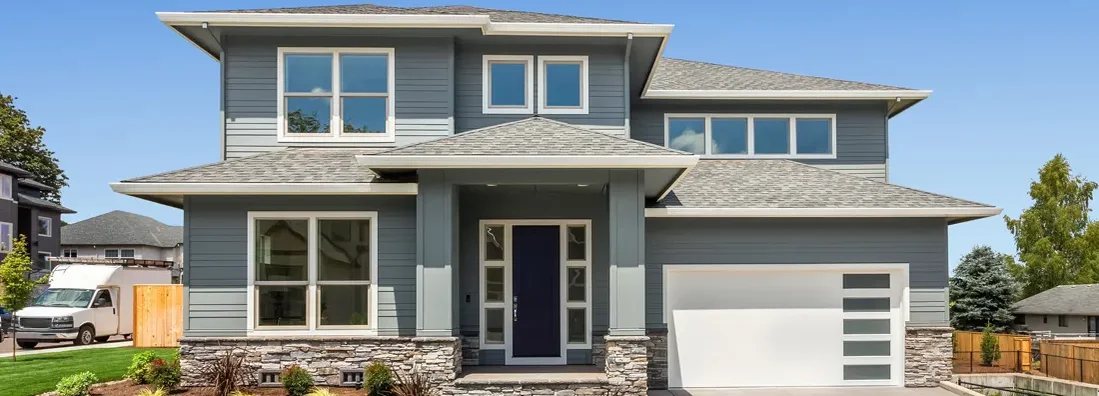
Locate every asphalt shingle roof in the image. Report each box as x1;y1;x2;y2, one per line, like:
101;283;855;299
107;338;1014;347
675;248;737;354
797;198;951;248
18;178;54;192
205;4;640;24
61;210;182;248
649;58;912;91
124;148;383;184
658;159;993;209
1014;284;1099;316
18;193;75;214
374;117;690;156
0;160;30;177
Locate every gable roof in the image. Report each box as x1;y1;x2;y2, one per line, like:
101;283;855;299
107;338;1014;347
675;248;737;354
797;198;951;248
205;4;642;24
1014;284;1099;316
61;210;183;248
373;117;688;157
651;160;998;222
650;58;912;92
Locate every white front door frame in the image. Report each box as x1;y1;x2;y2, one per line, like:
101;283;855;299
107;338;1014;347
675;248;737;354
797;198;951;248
478;219;593;365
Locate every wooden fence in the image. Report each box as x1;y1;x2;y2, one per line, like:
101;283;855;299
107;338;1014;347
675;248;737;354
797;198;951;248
1040;340;1099;384
133;284;183;348
953;330;1032;372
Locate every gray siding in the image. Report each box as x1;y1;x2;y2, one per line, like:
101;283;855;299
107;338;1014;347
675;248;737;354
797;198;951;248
455;43;626;136
645;218;950;327
223;35;453;159
183;195;417;336
631;101;889;179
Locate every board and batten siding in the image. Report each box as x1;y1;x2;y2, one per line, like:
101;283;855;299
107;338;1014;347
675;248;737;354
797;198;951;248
223;35;454;159
631;101;890;181
645;218;950;328
182;195;417;336
454;43;627;136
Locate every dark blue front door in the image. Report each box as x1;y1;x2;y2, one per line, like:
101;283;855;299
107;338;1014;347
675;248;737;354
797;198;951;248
512;225;560;358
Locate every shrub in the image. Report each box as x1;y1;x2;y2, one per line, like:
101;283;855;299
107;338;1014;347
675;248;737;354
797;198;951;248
125;350;160;384
364;361;394;396
55;371;98;396
144;357;182;390
281;365;315;396
198;350;256;396
136;388;168;396
392;371;439;396
980;323;1002;366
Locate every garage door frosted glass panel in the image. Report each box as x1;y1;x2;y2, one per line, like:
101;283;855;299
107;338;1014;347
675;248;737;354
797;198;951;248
842;274;890;289
843;365;891;380
843;319;891;334
843;298;890;312
843;341;890;357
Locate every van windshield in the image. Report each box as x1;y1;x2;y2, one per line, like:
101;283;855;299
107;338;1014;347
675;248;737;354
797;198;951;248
33;289;95;308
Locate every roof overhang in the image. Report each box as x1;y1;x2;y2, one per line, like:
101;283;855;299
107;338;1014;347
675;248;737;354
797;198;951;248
356;155;699;169
642;89;932;100
111;182;419;208
646;206;1003;224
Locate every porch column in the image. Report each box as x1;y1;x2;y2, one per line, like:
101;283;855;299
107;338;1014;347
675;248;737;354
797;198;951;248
607;170;646;336
416;170;459;336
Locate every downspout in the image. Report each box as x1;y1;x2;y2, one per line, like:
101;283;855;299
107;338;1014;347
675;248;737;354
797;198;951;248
624;33;633;138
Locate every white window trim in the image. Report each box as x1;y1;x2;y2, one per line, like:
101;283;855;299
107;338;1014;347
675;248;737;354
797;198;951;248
276;47;396;144
246;211;379;336
0;174;12;201
63;248;78;258
664;113;838;159
537;55;589;115
482;55;534;114
37;216;52;237
478;219;593;365
0;221;11;253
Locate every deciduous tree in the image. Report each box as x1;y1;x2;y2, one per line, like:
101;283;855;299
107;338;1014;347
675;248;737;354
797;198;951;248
0;94;68;202
0;236;45;361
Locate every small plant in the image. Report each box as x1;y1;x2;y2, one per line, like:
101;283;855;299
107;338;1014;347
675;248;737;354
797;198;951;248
306;389;338;396
364;361;394;396
198;349;257;396
144;357;182;390
136;388;168;396
282;365;315;396
980;323;1002;366
392;371;439;396
126;350;160;384
55;371;98;396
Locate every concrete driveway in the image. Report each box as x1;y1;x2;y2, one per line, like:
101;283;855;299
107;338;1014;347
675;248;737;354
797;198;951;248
650;387;957;396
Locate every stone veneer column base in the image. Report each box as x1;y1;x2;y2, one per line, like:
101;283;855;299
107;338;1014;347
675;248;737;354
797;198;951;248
604;335;649;395
645;329;668;390
904;327;953;387
178;336;461;387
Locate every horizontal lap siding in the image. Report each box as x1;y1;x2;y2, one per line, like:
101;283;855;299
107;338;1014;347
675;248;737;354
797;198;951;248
184;195;417;336
224;36;453;159
645;218;949;327
454;43;626;135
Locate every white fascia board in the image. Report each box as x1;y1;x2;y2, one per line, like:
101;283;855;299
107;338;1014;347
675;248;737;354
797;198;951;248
110;182;418;195
645;207;1003;219
356;155;698;169
485;22;673;37
642;89;933;100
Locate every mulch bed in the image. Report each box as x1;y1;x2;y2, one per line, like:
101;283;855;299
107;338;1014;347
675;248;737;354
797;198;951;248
90;382;367;396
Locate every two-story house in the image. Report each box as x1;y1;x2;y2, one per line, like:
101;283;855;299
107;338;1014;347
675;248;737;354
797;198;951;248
0;160;74;270
112;4;999;392
60;210;184;280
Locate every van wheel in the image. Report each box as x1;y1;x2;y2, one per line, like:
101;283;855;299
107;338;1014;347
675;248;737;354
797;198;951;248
94;336;110;343
74;325;94;346
17;341;38;349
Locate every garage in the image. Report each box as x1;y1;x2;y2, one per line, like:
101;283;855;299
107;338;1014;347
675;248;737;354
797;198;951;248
665;264;907;388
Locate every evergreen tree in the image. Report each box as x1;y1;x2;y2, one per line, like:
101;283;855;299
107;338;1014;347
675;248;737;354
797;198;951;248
980;323;1002;366
950;246;1017;332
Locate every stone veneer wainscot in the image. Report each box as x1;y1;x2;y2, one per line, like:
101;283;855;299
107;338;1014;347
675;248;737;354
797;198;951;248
904;327;953;387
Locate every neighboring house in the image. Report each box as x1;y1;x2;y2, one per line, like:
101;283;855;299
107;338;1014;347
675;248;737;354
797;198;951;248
0;160;75;271
60;210;184;278
111;4;1002;391
1014;284;1099;336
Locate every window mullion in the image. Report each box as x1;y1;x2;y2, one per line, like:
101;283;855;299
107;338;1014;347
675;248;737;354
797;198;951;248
332;52;341;138
307;216;318;330
747;116;755;155
704;116;712;155
789;116;798;155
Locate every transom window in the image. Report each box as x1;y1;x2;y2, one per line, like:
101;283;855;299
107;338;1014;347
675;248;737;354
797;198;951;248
665;114;836;158
538;56;589;114
37;216;52;237
277;48;395;143
248;211;377;334
482;55;534;114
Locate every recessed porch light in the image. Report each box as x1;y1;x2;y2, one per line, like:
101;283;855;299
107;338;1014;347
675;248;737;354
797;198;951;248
486;184;497;187
577;184;589;187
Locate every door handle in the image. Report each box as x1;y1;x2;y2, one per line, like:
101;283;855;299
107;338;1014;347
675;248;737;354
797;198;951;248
513;296;519;322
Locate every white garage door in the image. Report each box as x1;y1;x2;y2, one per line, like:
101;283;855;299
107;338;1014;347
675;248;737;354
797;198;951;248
665;264;906;388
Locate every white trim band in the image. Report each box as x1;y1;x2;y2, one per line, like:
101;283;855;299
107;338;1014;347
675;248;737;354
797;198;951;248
643;89;932;100
356;154;699;169
646;206;1003;219
110;182;419;195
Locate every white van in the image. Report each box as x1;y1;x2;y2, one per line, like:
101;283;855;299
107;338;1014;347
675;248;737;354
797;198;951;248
14;264;171;348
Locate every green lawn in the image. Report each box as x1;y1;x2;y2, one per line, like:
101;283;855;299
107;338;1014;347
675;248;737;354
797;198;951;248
0;347;175;396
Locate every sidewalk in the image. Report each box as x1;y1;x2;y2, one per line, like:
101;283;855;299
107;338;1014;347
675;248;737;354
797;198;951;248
0;336;132;357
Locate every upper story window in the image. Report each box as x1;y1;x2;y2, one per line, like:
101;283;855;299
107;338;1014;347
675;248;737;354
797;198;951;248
277;48;395;143
538;56;589;115
0;174;12;201
482;55;534;114
665;114;836;158
37;216;51;237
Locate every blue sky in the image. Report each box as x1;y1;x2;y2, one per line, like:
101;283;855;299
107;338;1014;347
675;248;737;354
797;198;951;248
1;1;1096;270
